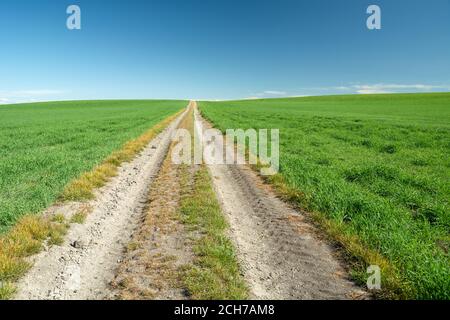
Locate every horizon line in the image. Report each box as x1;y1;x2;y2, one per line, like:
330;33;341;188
1;91;450;106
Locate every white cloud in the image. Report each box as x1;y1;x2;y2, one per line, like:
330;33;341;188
263;90;287;95
352;83;449;94
355;89;389;94
298;83;450;95
243;90;290;99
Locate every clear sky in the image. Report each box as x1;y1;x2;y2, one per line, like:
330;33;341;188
0;0;449;103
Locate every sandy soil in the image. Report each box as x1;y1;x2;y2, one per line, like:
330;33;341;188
194;106;368;300
14;108;187;300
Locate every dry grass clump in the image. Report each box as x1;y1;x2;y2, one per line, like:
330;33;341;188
0;214;68;299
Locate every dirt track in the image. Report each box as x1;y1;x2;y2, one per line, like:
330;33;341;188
108;107;195;300
14;101;366;300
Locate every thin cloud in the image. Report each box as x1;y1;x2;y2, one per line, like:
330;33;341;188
352;84;449;94
298;83;450;95
263;90;287;95
243;90;290;99
356;89;390;94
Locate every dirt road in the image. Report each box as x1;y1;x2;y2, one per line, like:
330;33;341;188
14;101;366;300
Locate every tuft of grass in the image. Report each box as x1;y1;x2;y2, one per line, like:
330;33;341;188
70;206;91;224
70;212;87;224
126;241;141;252
200;93;450;299
180;166;248;300
61;164;117;201
0;214;68;287
0;282;16;300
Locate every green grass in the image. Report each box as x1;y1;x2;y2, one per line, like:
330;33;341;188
177;108;248;300
70;211;88;224
199;93;450;299
0;100;186;233
0;282;16;300
180;166;249;300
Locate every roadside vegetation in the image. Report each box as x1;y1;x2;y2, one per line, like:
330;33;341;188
199;93;450;299
180;166;248;299
0;214;68;299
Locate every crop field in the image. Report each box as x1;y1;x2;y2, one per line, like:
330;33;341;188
0;100;186;233
199;93;450;299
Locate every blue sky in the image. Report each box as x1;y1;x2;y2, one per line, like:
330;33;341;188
0;0;449;103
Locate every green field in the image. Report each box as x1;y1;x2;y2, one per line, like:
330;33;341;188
0;100;186;233
199;93;450;299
